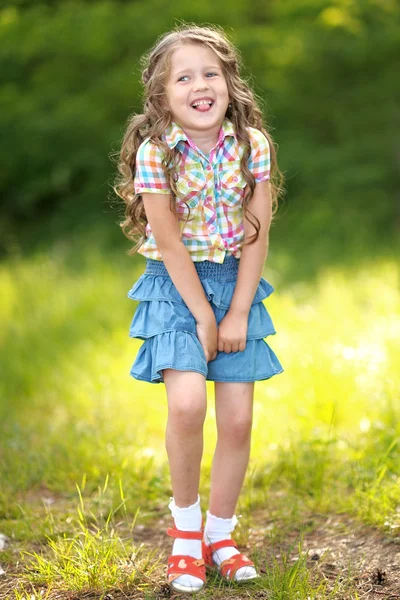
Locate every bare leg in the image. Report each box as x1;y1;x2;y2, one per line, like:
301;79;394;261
163;370;207;592
163;369;207;508
204;381;258;582
209;381;255;517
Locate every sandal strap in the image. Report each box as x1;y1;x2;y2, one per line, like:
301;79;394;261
167;525;204;540
220;553;254;580
167;554;206;584
206;538;238;552
202;540;213;566
202;538;238;567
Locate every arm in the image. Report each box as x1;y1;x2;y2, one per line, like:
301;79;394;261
142;192;215;324
142;192;218;362
229;180;272;315
135;140;217;360
217;180;271;354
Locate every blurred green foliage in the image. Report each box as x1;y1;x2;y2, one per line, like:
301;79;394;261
1;0;399;260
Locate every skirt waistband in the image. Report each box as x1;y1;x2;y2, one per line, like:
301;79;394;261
144;254;239;282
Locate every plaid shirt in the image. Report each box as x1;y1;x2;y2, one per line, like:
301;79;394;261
134;119;270;263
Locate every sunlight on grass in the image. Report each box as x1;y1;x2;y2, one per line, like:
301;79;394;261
13;482;159;598
1;248;399;534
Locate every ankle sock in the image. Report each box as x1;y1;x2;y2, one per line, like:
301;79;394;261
204;510;258;581
168;495;204;591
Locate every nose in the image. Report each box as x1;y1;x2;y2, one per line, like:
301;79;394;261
193;77;209;92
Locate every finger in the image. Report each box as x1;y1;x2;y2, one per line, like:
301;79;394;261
218;340;225;352
207;348;217;362
203;345;210;362
231;343;239;353
224;343;232;354
239;340;246;352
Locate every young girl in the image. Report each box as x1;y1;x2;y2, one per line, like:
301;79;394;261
114;24;284;594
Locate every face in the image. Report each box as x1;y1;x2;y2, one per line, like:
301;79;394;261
165;42;230;136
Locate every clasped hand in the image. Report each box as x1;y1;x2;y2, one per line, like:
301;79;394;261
196;310;248;363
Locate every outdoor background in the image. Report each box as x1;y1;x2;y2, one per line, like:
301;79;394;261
1;1;400;599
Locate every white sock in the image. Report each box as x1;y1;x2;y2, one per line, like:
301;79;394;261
168;495;204;591
204;510;258;581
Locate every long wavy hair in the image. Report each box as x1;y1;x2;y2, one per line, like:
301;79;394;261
113;24;284;255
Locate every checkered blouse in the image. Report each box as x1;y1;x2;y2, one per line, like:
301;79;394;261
134;119;270;263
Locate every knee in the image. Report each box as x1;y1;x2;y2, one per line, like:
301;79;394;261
169;396;206;432
218;415;253;446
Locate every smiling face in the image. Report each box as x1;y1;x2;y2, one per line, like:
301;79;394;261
165;42;230;141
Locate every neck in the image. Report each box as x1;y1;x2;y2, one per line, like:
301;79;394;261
183;123;222;155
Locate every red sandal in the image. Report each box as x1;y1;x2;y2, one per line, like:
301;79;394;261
166;522;206;594
202;538;258;582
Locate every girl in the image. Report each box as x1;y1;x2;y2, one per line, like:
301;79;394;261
114;24;284;594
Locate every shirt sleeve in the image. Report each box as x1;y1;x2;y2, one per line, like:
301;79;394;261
134;139;171;194
247;128;271;183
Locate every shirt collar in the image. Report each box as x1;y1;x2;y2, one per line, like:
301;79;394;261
163;119;237;150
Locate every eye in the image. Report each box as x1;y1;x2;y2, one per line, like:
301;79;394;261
177;75;189;82
206;72;218;78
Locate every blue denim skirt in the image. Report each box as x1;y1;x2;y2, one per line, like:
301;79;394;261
127;254;283;384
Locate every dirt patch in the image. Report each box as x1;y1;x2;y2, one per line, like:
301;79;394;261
131;510;400;599
252;510;400;599
1;510;400;599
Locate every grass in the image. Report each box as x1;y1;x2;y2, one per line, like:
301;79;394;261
0;235;399;598
17;485;159;597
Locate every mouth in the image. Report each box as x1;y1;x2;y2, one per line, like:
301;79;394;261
191;98;214;112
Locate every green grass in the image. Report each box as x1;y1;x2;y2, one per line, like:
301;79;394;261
18;486;159;597
1;237;399;598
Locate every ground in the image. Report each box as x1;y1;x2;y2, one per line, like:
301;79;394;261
2;504;399;600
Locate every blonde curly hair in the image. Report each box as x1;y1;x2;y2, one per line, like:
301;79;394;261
113;23;284;255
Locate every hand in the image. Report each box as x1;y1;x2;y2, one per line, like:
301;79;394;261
196;314;218;363
217;310;248;353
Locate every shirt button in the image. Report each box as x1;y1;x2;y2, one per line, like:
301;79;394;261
188;181;192;187
206;195;212;202
232;176;238;183
206;165;212;171
210;225;216;232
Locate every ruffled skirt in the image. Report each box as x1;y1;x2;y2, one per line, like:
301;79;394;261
127;255;283;384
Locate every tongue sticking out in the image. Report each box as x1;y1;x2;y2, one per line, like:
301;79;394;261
194;103;212;112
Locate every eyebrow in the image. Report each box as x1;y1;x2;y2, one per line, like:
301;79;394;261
173;65;222;76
